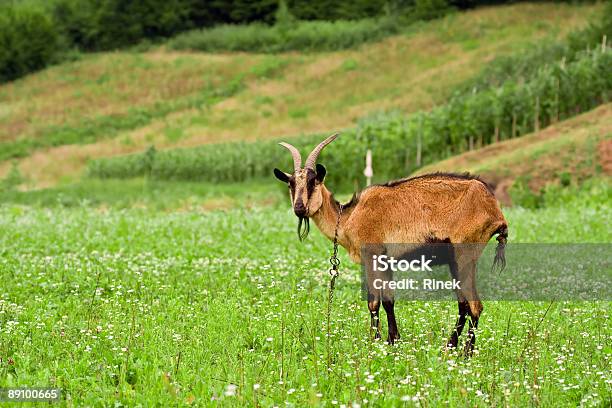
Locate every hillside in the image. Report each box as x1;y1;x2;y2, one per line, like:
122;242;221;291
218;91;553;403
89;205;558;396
415;104;612;205
0;3;599;188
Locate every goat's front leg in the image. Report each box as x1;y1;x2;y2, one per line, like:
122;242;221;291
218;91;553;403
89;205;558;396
364;245;386;341
382;299;400;344
368;296;381;340
451;249;483;357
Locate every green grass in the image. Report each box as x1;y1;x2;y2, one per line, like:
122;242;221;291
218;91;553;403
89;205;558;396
0;179;283;210
0;181;610;406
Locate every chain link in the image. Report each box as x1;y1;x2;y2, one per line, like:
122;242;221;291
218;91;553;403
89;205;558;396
329;203;343;277
326;203;343;369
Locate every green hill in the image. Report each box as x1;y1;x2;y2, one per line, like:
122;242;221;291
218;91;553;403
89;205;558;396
0;2;599;188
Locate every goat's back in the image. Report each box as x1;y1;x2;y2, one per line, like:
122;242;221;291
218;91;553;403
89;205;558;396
344;174;506;249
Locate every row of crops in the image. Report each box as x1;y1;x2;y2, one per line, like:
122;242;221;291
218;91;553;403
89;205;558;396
87;48;611;189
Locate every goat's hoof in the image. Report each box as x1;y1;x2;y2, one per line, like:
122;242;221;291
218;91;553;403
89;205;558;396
386;333;400;345
443;344;456;353
373;332;382;341
442;345;459;355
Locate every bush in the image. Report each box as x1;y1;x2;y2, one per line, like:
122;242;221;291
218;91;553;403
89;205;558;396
52;0;192;51
0;4;62;82
168;17;402;53
88;49;612;187
414;0;453;20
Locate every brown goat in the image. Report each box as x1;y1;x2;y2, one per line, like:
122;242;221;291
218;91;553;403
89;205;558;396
274;134;508;354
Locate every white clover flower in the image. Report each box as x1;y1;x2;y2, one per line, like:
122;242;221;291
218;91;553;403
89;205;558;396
224;384;237;397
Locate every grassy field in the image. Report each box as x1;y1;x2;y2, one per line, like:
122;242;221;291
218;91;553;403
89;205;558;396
0;180;610;406
1;2;610;406
0;3;599;187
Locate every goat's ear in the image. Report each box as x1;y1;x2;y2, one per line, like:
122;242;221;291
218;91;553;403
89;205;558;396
274;168;291;183
315;164;326;183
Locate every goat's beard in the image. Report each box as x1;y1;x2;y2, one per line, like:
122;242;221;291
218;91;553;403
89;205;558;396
297;216;310;241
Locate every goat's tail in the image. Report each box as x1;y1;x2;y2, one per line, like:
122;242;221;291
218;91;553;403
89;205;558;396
492;224;508;274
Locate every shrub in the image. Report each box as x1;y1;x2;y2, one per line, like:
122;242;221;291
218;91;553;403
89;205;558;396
167;17;402;53
0;4;62;82
52;0;192;51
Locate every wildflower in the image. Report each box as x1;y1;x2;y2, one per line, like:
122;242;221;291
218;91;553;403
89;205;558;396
224;384;237;397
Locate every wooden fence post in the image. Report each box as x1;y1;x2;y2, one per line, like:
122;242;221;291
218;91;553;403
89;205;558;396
364;149;373;186
554;77;559;123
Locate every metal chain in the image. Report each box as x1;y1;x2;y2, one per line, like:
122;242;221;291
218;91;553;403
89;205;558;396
329;204;343;275
326;203;343;369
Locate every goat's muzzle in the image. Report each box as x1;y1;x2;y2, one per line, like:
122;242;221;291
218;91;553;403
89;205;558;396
293;201;307;218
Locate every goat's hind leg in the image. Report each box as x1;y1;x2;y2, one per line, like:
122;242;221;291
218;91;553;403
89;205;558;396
456;250;483;357
446;255;470;349
447;298;469;350
464;293;482;357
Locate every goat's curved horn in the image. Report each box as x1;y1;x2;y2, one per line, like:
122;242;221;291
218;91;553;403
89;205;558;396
304;132;339;170
279;142;302;172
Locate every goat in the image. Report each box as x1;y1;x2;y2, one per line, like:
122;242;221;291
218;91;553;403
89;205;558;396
274;133;508;354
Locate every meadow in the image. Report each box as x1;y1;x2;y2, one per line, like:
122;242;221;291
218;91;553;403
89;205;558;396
0;1;610;406
0;180;610;406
